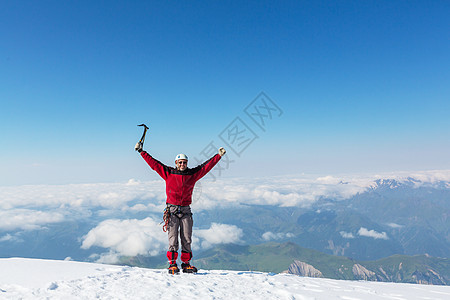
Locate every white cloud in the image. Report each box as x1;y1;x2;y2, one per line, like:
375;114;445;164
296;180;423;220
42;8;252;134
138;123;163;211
193;223;243;250
357;227;388;240
401;170;450;185
340;231;355;239
316;176;343;185
262;231;295;241
127;204;151;212
126;178;141;186
386;223;404;229
81;218;167;261
0;209;65;231
88;251;122;264
0;234;14;242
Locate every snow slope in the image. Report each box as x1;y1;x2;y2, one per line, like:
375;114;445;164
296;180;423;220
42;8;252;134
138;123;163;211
0;258;449;300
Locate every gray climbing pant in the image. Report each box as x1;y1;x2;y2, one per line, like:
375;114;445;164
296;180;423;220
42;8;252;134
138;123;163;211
167;205;193;253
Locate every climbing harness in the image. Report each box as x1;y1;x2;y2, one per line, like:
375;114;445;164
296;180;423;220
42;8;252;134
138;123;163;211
160;204;192;232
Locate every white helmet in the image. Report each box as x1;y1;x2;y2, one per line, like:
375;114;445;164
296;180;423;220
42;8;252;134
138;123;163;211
175;153;188;161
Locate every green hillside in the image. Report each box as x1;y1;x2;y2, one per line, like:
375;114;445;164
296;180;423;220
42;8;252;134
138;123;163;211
195;242;450;285
196;242;355;278
364;254;450;284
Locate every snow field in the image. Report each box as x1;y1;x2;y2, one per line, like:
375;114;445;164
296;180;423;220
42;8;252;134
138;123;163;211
0;258;449;300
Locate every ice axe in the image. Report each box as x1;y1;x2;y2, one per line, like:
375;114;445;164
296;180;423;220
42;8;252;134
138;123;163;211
137;124;149;145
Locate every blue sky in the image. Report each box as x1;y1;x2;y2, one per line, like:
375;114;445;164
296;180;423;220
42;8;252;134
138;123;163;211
1;0;449;186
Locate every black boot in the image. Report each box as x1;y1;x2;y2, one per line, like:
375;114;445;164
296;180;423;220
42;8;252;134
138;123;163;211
181;262;198;273
168;263;180;274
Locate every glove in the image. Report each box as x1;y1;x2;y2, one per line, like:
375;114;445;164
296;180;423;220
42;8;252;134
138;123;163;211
135;142;143;153
218;147;226;156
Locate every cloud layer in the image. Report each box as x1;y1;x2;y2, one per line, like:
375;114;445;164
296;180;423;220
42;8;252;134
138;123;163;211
0;209;65;231
1;170;449;233
2;170;449;211
0;179;165;211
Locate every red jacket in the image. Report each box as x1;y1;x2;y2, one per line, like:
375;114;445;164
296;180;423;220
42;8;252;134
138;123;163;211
141;151;221;206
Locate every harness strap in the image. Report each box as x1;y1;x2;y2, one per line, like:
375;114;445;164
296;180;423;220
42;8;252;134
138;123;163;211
161;207;170;232
161;204;192;232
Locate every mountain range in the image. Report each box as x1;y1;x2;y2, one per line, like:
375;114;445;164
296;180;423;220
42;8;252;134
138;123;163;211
193;242;450;285
195;177;450;260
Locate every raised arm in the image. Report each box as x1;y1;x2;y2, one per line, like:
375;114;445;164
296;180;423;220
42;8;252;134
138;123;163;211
140;151;170;180
191;147;226;181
